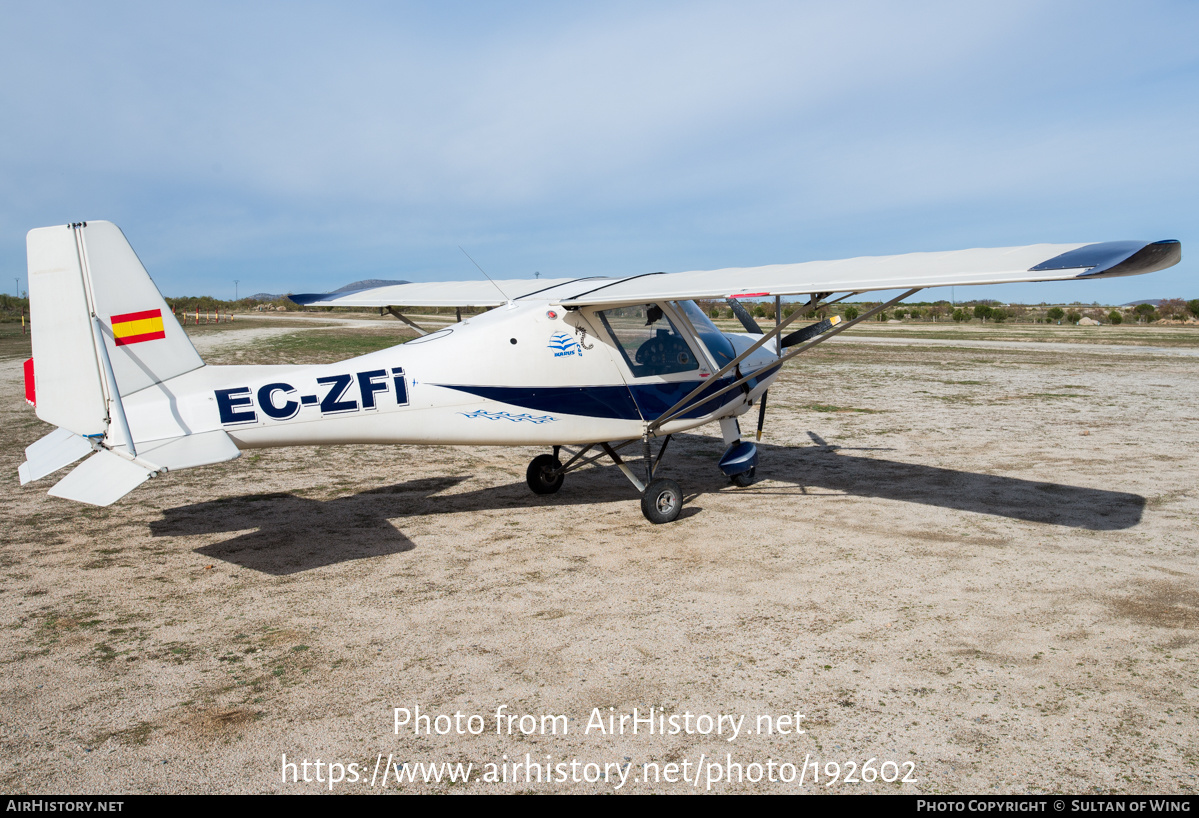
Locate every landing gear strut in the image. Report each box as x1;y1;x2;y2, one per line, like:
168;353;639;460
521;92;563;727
523;436;682;523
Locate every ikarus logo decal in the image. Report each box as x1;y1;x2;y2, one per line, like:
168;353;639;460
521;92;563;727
548;332;580;358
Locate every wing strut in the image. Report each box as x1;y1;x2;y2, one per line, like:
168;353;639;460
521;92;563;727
382;306;430;336
646;288;922;434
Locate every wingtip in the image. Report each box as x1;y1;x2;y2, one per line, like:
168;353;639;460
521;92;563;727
287;292;332;306
1029;240;1182;279
1082;239;1182;279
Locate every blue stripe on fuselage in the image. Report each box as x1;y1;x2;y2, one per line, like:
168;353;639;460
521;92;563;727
435;374;754;421
437;383;639;420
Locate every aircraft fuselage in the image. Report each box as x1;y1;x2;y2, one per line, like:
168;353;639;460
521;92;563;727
120;300;780;451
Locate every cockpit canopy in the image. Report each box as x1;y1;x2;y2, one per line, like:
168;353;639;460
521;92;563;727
596;301;736;378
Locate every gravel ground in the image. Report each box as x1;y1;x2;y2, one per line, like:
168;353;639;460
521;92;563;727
1;322;1196;794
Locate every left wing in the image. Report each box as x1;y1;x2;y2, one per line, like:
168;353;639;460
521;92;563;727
288;276;601;308
288;239;1180;309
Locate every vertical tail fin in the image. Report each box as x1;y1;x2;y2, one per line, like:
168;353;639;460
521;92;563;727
27;221;204;438
24;222;238;505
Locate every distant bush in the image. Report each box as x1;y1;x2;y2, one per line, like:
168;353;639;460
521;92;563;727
167;296;271;314
1189;299;1199;318
1066;311;1081;323
1134;303;1157;322
973;304;993;320
0;294;29;323
1047;307;1065;321
843;306;859;321
952;309;967;322
991;308;1007;322
1108;311;1123;325
1159;298;1187;319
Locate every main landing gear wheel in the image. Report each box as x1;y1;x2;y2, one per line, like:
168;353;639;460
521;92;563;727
641;478;683;524
526;454;564;495
730;466;756;488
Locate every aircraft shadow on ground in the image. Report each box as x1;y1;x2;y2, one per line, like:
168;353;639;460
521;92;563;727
152;474;640;575
752;433;1143;532
152;433;1142;574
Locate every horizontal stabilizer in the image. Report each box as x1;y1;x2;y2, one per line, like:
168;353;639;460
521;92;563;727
49;450;153;507
39;430;239;506
18;427;94;485
138;430;240;471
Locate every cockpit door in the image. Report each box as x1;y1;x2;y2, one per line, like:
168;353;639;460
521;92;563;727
588;302;734;422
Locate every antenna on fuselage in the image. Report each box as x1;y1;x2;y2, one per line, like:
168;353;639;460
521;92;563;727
458;246;512;306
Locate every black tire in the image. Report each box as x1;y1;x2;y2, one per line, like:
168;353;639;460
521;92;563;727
730;466;756;488
641;478;683;524
526;454;564;495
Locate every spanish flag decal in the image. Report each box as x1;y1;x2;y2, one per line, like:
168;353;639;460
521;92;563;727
111;309;166;346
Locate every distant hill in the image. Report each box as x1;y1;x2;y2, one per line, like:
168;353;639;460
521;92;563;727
333;279;409;292
1121;299;1166;307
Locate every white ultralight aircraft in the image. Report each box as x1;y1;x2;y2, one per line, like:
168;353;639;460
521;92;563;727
18;221;1181;522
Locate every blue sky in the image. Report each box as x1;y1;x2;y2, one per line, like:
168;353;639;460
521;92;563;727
2;1;1196;304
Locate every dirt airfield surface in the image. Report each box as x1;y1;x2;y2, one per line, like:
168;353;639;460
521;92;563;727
1;317;1197;794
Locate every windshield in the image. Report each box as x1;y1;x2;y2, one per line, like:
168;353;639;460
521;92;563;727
677;300;736;368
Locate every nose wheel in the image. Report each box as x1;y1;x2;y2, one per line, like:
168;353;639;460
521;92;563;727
720;440;759;488
730;466;756;487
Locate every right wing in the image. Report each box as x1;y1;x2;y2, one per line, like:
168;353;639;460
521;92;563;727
557;240;1182;307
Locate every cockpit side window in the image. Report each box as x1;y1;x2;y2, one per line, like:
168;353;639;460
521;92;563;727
597;304;700;378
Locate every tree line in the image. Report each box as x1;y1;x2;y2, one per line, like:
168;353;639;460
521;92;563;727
700;298;1199;325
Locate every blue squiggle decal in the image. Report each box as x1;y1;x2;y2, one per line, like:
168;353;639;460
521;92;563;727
460;409;558;424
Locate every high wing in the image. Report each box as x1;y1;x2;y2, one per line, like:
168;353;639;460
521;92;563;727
289;276;603;308
289;239;1180;309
